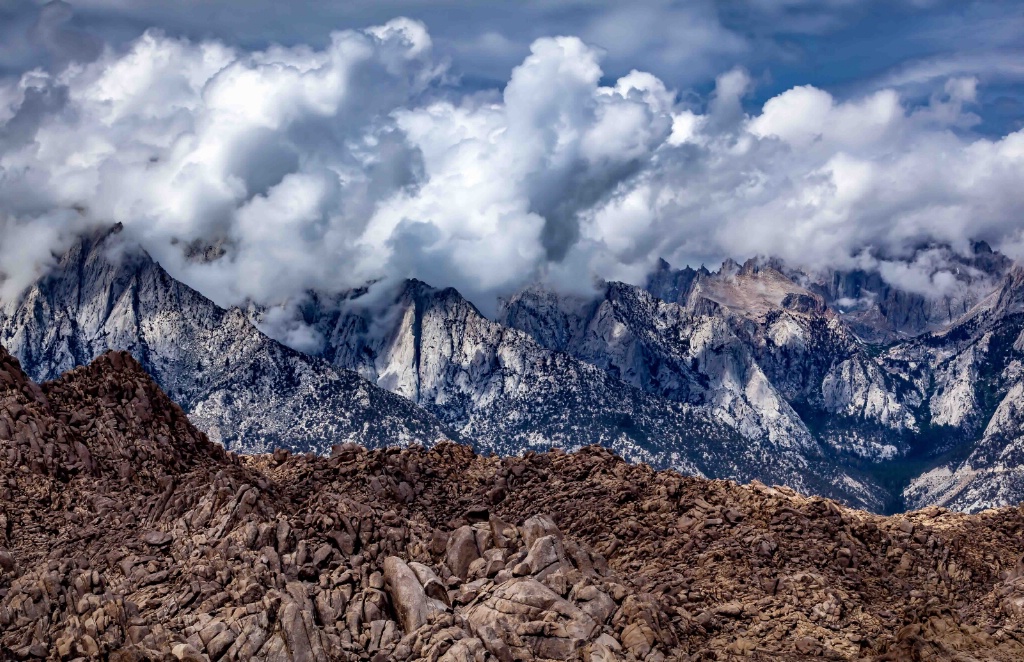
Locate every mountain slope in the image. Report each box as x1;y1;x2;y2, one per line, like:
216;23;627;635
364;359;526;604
794;242;1011;343
643;258;917;456
500;281;815;450
643;252;1024;512
501;263;918;465
0;229;453;454
900;266;1024;510
10;226;1024;513
501;254;1024;512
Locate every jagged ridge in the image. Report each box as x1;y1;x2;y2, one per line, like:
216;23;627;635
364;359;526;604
7;230;1024;514
295;279;880;510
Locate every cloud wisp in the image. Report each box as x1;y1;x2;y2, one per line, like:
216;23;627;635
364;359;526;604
0;18;1022;335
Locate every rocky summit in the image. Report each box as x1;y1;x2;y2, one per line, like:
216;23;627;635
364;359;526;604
3;346;1024;661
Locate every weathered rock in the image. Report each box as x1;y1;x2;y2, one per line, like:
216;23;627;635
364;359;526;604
142;530;173;547
384;556;445;633
466;578;598;659
408;561;450;606
445;526;480;580
524;534;569;578
521;514;562;549
2;346;1024;661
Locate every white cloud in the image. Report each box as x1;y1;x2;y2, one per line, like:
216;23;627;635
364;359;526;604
749;85;901;148
876;53;1024;91
1;19;1024;334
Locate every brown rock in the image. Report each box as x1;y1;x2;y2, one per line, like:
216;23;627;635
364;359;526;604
521;514;562;548
383;556;446;633
142;530;172;547
445;526;480;580
2;347;1024;662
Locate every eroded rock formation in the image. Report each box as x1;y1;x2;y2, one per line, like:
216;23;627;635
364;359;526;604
2;346;1024;660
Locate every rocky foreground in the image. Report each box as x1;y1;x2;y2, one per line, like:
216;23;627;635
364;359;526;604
2;348;1024;661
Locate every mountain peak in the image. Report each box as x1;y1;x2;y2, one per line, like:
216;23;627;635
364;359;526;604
987;262;1024;318
401;278;481;314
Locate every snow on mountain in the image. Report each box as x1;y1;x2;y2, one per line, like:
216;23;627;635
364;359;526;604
641;259;917;460
507;252;1024;512
500;281;815;451
900;266;1024;511
794;242;1011;344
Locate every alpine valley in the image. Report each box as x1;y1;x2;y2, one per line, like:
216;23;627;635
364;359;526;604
4;228;1024;514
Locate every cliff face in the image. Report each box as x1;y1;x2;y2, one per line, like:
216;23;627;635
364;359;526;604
635;256;1024;512
898;266;1024;511
795;242;1011;343
500;276;914;461
3;347;1024;661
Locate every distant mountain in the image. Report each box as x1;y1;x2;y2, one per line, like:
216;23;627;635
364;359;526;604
0;227;453;454
499;248;1024;512
642;250;1024;512
796;242;1010;343
519;265;916;457
897;265;1024;510
272;279;879;509
8;227;1024;512
500;280;814;449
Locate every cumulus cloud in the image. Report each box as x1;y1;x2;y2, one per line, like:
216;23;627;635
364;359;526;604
0;18;1023;338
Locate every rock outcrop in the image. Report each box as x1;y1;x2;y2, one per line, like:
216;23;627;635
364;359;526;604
2;346;1024;660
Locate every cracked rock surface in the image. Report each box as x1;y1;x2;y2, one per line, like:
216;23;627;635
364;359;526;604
2;346;1024;660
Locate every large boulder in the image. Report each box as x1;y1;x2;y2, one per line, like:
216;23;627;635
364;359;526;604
383;556;447;633
445;526;481;580
465;578;598;660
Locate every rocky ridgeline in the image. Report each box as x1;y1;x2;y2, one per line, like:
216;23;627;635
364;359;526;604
2;348;1024;660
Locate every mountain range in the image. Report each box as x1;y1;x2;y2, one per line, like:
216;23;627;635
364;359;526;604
4;227;1024;513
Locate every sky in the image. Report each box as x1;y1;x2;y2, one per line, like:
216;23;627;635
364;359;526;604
0;0;1022;337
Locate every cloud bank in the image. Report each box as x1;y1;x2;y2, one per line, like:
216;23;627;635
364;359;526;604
0;18;1023;327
